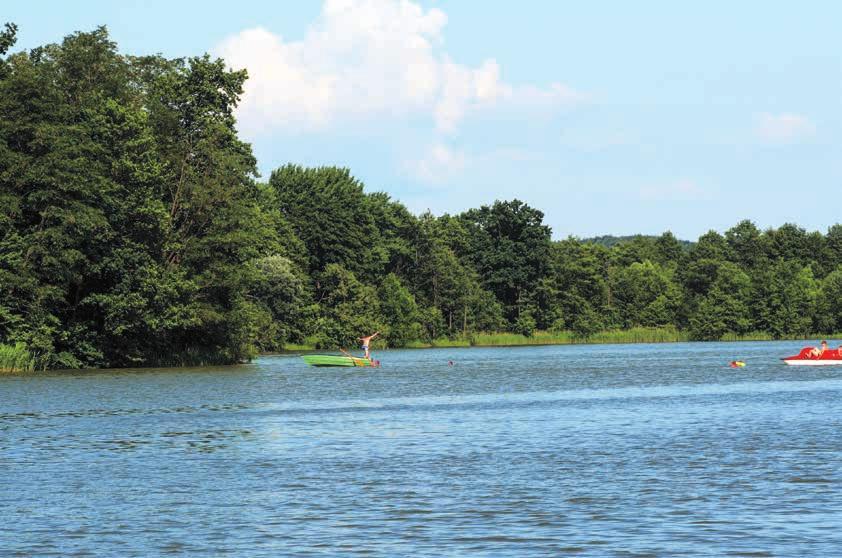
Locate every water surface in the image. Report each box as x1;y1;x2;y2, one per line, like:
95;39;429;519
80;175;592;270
2;341;841;556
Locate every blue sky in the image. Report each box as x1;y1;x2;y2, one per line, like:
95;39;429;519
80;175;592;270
5;1;842;239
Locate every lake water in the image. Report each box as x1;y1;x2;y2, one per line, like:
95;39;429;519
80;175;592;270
2;341;842;556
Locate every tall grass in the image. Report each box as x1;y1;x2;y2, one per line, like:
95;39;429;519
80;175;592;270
405;338;472;349
471;327;689;346
147;346;246;368
399;327;690;349
0;342;37;373
720;331;775;342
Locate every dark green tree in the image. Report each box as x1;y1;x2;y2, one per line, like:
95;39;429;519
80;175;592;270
1;27;279;366
725;220;766;269
312;264;382;348
825;225;842;269
409;213;503;337
544;239;611;331
687;262;752;340
610;260;681;328
814;266;842;333
268;165;380;280
459;200;552;323
378;273;421;347
751;261;818;338
251;255;313;350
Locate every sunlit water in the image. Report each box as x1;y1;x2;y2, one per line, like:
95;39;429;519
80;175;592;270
2;341;842;556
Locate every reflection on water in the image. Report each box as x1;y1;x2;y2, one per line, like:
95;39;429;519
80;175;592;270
2;341;842;556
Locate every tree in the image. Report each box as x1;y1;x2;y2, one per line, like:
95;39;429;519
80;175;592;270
570;302;603;339
139;52;278;364
688;262;752;340
751;261;818;338
654;231;685;267
251;255;312;350
610;260;681;328
378;273;421;347
366;192;418;279
0;27;175;367
814;267;842;333
268;165;380;280
725;220;766;269
691;230;730;261
544;239;611;331
0;27;279;366
763;223;824;275
611;235;662;267
409;213;504;337
459;199;552;323
312;264;382;348
0;23;17;79
824;225;842;272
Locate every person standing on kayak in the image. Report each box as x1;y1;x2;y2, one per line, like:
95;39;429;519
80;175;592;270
358;332;379;359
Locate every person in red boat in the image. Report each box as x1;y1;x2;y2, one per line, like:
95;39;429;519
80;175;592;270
808;340;828;358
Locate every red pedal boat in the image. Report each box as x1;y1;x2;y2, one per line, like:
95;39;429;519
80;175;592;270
781;346;842;366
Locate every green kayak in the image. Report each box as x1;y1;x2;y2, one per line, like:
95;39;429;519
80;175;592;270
301;355;376;367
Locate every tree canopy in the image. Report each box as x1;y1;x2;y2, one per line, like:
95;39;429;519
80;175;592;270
2;25;841;369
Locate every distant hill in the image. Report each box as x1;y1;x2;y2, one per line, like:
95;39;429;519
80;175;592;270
581;234;695;249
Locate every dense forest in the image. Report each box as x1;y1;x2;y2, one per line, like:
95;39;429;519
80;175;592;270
2;26;842;370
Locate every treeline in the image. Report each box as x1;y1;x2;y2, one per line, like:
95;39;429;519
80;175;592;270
584;234;695;250
2;26;842;369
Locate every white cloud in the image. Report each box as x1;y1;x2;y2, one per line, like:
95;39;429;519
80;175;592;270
214;0;585;136
405;143;467;184
756;113;815;144
639;179;712;201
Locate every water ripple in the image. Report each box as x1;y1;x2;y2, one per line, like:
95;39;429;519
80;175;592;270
2;341;842;556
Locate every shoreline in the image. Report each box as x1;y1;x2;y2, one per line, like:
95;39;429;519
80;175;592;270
280;328;838;353
4;331;836;374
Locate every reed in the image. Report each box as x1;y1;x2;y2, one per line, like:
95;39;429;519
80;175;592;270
470;327;689;346
720;331;775;342
0;342;37;373
471;331;572;346
585;327;688;344
281;328;842;355
405;338;472;348
149;347;244;368
283;342;317;351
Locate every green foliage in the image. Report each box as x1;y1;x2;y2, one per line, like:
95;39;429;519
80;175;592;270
0;26;278;367
0;342;36;372
404;212;504;337
725;220;766;269
610;261;681;328
459;199;552;324
417;306;446;342
687;262;752;340
825;225;842;269
570;304;604;339
251;255;313;350
815;267;842;333
751;261;818;338
584;234;693;251
0;23;17;74
269;165;381;280
2;24;841;369
311;264;383;348
513;309;537;337
545;239;611;331
378;273;421;347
